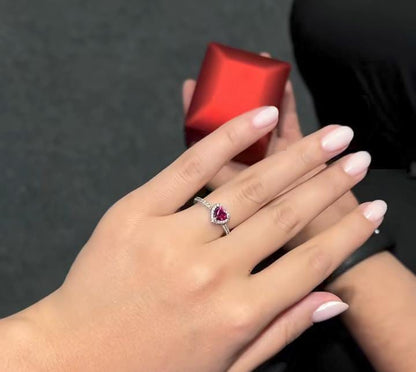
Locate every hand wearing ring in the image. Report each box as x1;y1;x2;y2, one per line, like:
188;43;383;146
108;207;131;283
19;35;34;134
12;104;386;372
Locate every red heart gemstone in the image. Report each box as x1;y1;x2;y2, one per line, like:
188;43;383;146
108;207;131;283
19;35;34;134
214;206;228;222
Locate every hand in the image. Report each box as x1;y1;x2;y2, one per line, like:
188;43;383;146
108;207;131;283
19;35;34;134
182;52;359;250
1;105;384;372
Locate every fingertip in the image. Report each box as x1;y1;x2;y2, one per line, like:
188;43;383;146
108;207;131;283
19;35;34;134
260;51;271;58
182;79;196;93
312;300;349;323
360;199;388;224
319;124;344;138
252;106;279;129
283;291;348;324
306;291;343;305
303;291;348;323
284;79;294;94
182;79;197;113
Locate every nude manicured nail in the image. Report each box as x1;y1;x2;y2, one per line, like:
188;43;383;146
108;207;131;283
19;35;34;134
343;151;371;176
312;301;349;323
321;126;354;152
252;106;279;128
363;200;388;222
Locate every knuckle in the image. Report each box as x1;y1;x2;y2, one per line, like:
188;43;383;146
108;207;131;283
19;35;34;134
280;316;297;348
298;142;320;167
177;152;204;184
226;302;257;337
237;176;267;206
307;246;333;278
271;200;301;233
224;124;241;146
184;262;223;296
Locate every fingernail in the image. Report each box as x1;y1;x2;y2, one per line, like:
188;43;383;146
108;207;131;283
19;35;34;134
321;126;354;152
363;200;388;222
343;151;371;176
252;106;279;128
312;301;349;323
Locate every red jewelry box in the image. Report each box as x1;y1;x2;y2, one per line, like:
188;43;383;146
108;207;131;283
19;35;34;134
184;42;291;165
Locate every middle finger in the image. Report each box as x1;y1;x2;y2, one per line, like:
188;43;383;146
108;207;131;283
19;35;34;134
179;125;355;242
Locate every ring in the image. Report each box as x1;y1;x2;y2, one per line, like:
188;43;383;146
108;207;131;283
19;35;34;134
193;196;231;235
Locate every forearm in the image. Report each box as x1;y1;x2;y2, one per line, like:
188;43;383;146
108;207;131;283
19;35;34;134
327;251;416;372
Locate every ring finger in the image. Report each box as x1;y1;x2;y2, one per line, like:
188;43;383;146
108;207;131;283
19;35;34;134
211;151;371;271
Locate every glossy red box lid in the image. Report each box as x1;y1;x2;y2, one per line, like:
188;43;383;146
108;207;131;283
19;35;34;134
185;42;291;165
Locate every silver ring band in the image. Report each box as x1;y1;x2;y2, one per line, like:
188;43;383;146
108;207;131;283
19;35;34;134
193;196;231;235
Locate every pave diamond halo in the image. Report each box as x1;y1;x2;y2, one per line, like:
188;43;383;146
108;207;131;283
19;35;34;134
193;196;231;235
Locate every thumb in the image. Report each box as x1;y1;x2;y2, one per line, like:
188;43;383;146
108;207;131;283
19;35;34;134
228;292;348;372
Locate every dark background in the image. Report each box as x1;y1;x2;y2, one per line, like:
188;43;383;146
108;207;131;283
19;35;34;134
0;0;319;316
1;3;415;371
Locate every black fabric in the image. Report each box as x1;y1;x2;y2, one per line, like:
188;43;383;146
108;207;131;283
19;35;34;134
255;317;375;372
257;2;416;372
290;0;416;169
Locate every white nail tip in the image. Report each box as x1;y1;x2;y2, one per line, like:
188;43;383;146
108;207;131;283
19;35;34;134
252;106;279;128
321;126;354;152
312;301;349;323
363;200;388;222
343;151;372;176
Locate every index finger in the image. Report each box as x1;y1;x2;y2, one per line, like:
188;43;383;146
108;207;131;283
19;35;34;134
135;106;279;216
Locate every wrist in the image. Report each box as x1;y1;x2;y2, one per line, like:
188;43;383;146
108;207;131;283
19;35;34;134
322;221;395;288
0;291;64;371
325;251;416;372
325;250;395;297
